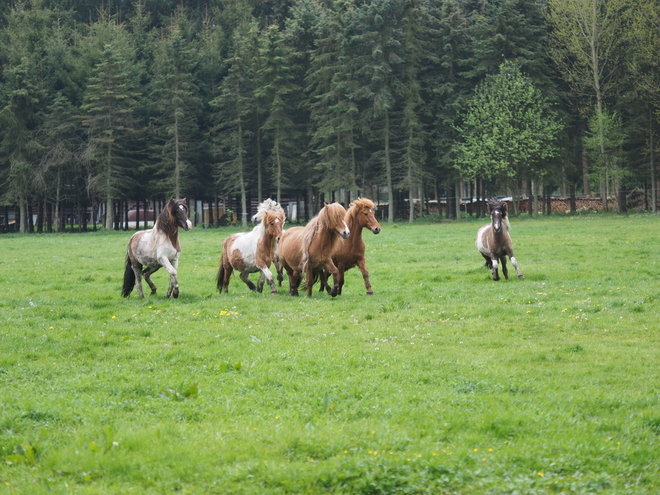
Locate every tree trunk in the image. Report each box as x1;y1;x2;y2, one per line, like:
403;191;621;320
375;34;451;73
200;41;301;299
385;110;394;223
651;107;656;213
582;145;591;197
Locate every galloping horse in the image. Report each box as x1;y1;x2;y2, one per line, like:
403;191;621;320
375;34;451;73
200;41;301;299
251;198;286;286
278;202;350;297
319;198;381;295
476;199;524;281
217;200;285;295
122;198;192;298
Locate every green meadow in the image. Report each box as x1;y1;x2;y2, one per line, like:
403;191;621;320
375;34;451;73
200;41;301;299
1;214;659;494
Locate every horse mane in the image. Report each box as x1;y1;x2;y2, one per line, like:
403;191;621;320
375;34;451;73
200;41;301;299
252;198;285;224
347;197;375;216
155;200;183;250
300;203;345;272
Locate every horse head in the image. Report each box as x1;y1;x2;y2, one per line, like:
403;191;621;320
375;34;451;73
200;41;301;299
350;198;381;234
170;198;192;231
488;199;506;234
323;202;350;239
263;209;285;242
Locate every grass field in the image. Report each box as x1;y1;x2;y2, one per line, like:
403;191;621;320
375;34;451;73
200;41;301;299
1;214;659;494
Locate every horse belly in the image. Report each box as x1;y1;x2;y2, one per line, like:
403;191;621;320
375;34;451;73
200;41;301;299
476;225;490;257
230;234;258;271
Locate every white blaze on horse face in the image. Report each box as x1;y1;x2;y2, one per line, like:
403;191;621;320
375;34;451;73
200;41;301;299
185;219;192;230
340;220;350;239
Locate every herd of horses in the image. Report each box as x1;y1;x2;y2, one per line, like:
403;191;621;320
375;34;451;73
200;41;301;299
121;197;522;299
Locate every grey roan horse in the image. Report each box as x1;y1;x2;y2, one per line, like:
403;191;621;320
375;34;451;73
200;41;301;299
122;199;192;298
476;199;524;281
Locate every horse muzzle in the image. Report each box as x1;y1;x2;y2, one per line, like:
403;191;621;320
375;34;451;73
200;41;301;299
372;227;381;235
183;219;192;231
340;229;350;239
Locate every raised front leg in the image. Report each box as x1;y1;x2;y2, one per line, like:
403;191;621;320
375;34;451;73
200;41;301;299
356;258;373;295
257;266;278;295
510;255;524;279
159;255;179;298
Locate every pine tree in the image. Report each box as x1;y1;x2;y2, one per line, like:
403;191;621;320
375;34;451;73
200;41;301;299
81;42;140;230
256;24;300;203
148;10;203;199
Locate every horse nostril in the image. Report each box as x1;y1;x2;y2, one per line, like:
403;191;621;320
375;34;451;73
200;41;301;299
373;227;381;234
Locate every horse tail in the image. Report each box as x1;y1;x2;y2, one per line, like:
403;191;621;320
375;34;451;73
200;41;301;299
300;216;319;273
217;262;225;292
121;256;135;297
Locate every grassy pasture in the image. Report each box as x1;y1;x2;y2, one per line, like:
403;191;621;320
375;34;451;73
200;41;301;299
1;214;659;494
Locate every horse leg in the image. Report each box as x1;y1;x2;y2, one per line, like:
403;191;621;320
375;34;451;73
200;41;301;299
510;255;524;279
318;270;329;293
143;266;159;295
481;253;492;269
274;256;284;287
159;256;179;298
356;258;373;295
284;266;299;296
258;266;278;295
490;256;500;281
500;256;509;280
323;260;342;297
132;264;145;298
305;266;315;298
239;271;258;292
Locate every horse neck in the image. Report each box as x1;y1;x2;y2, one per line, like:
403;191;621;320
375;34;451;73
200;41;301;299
155;216;180;251
343;213;364;246
257;223;277;254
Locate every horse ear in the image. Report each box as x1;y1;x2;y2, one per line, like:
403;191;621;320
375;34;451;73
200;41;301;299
324;202;329;207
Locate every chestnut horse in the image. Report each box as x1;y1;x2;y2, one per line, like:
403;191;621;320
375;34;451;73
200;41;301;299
319;198;381;295
216;204;285;294
278;202;350;297
122;199;192;298
476;199;524;281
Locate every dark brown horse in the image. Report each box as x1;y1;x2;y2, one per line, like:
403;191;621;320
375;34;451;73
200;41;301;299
122;199;192;298
278;202;350;297
476;199;524;281
319;198;381;295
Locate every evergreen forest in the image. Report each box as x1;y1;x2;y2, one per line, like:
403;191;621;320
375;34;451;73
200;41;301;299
1;0;659;232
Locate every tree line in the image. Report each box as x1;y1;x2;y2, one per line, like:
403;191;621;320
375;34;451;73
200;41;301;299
1;0;659;232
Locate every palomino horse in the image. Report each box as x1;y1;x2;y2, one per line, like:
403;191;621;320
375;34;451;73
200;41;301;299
476;199;524;281
278;202;350;297
217;200;285;294
251;198;286;286
319;198;381;295
122;198;192;298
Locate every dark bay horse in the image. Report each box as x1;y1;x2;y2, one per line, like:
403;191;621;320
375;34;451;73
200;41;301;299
278;202;350;297
217;204;285;295
476;199;524;281
122;199;192;298
319;198;381;295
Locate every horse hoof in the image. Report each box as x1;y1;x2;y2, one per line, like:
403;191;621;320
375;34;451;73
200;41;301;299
271;291;278;295
518;275;525;280
172;289;179;298
367;292;374;296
